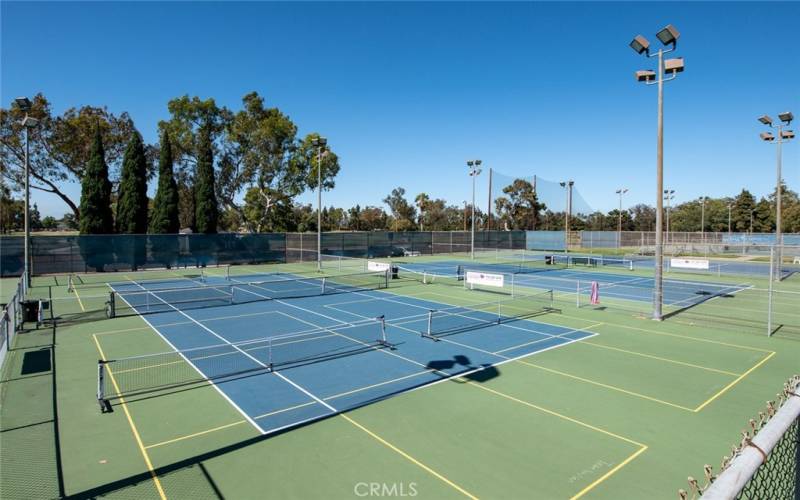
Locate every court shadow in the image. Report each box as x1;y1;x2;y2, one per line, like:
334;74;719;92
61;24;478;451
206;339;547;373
21;348;52;375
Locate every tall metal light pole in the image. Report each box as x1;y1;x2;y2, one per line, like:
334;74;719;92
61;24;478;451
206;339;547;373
758;112;794;281
312;136;327;271
615;188;628;248
559;181;573;251
727;203;733;235
663;189;675;246
630;24;684;321
463;201;467;231
750;209;755;234
467;160;482;259
699;196;708;243
15;97;39;289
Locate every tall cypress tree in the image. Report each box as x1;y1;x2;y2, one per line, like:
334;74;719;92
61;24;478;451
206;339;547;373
150;131;180;233
79;125;114;234
194;125;218;234
116;131;149;233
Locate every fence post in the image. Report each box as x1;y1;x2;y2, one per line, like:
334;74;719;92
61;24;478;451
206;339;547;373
768;246;774;336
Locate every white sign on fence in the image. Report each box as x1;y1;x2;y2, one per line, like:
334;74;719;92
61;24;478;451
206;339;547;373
670;258;710;270
367;261;391;272
465;271;505;288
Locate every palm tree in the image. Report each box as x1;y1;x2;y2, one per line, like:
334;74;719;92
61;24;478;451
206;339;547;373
415;193;430;231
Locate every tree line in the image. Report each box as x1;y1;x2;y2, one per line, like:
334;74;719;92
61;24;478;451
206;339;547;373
2;94;798;234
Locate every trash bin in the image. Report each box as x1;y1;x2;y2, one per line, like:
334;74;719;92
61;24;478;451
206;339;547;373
23;300;39;322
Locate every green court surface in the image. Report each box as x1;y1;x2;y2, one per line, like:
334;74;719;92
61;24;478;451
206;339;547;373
1;258;798;499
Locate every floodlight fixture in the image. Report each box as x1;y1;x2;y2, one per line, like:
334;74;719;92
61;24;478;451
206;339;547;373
467;160;474;167
664;58;684;74
22;116;39;128
778;111;794;124
475;159;482;166
559;181;566;188
758;115;773;126
760;132;775;141
630;35;650;55
15;97;32;111
656;24;680;47
319;137;327;147
782;130;795;140
636;70;656;82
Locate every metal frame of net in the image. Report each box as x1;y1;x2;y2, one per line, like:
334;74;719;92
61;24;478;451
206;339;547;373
107;271;390;318
419;290;557;340
680;375;800;499
97;316;391;411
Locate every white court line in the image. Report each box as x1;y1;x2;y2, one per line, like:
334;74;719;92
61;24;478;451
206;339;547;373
112;281;266;434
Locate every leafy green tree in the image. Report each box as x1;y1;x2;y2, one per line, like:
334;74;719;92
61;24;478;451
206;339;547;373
41;216;58;230
61;213;78;230
243;186;295;232
0;184;23;233
730;189;757;232
194;124;218;234
79;125;114;234
753;198;774;232
1;94;149;218
383;187;417;231
494;179;544;230
116;132;149;233
348;205;362;230
30;203;43;230
359;206;389;231
149;131;180;234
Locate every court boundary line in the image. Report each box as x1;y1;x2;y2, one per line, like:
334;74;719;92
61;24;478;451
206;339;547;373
692;351;776;412
579;341;742;377
92;335;167;500
113;271;642;498
113;281;267;435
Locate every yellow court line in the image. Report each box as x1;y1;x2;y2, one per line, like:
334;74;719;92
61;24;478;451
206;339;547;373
93;335;167;500
557;312;773;353
73;286;86;312
693;351;776;412
339;414;479;500
145;419;247;450
516;360;696;412
569;445;648;500
464;380;647;447
581;341;741;377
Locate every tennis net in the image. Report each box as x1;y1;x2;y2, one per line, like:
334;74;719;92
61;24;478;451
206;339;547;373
421;290;557;340
108;271;389;318
97;317;391;410
67;268;206;292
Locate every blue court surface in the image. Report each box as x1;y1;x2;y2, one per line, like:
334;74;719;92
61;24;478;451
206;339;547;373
394;259;752;309
103;271;595;435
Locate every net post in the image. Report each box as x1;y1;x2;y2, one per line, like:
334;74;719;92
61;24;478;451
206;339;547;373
767;246;774;336
423;310;433;338
268;337;274;371
97;360;107;412
376;315;390;347
107;291;116;319
225;264;231;281
629;260;633;271
67;274;74;293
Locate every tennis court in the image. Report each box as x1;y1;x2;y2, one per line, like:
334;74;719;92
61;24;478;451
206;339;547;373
96;270;592;435
393;257;751;310
2;254;799;499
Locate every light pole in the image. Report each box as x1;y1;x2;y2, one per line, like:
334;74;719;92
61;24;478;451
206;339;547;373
615;188;628;248
467;160;482;259
463;201;467;231
15;97;39;289
759;112;794;281
560;181;574;252
699;196;708;243
312;136;327;271
727;203;733;235
663;189;675;246
750;209;755;234
630;24;684;321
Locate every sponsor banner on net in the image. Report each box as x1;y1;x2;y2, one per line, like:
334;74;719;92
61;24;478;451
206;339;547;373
670;258;709;270
466;271;505;287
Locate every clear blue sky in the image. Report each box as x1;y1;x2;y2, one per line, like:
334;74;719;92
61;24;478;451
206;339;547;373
2;1;798;218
